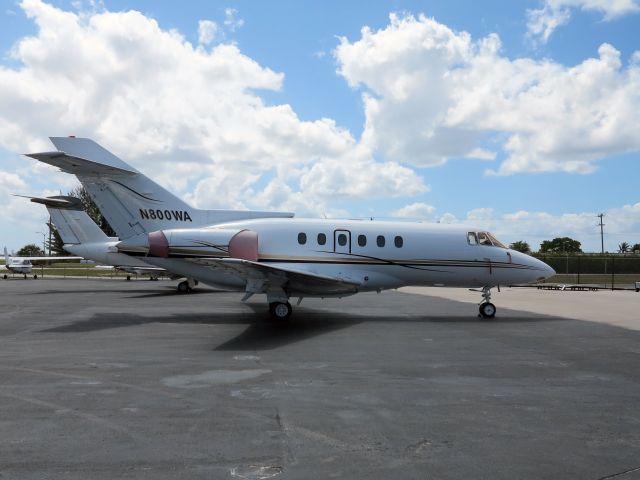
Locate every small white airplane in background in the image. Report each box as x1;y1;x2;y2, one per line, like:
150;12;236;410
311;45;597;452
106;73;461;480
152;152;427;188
21;194;198;290
27;137;555;319
2;246;80;279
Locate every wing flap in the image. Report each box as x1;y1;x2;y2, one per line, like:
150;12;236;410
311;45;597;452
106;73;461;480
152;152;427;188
188;258;361;296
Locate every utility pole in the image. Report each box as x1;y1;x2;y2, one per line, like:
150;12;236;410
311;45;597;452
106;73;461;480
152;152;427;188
36;231;46;255
597;213;605;254
48;215;52;256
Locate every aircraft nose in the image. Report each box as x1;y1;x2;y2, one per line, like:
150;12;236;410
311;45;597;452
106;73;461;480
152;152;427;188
511;251;555;282
534;256;555;281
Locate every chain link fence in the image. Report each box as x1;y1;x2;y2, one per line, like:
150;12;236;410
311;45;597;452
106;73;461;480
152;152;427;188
534;254;640;290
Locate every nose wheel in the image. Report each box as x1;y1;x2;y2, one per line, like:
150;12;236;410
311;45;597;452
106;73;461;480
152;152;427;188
479;302;496;319
474;286;497;319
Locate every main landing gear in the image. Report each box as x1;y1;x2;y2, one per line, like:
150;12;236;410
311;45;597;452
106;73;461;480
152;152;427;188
476;286;496;319
269;301;292;320
177;278;198;293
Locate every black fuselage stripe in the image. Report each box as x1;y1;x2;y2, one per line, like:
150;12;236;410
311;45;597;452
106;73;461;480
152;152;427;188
120;251;541;271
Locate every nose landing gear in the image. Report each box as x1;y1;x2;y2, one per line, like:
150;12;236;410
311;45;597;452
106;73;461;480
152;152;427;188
475;286;496;319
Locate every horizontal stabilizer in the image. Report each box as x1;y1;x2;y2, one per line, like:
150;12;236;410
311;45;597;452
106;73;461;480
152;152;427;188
50;137;138;172
13;194;84;210
25;151;136;176
8;255;82;261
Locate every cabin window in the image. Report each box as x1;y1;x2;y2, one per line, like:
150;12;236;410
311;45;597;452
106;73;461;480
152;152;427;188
337;233;348;247
467;232;478;245
317;233;326;245
377;235;385;247
357;234;367;247
394;236;403;248
298;232;307;245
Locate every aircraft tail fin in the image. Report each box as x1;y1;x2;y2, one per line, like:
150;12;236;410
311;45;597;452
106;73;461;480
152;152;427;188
26;137;295;240
3;246;9;264
26;137;191;240
29;196;111;244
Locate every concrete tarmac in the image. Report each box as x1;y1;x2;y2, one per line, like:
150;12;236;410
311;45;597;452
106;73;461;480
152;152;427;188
0;278;639;479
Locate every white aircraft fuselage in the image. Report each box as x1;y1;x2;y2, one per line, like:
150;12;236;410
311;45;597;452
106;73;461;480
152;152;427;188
4;258;34;275
62;241;161;275
118;217;553;294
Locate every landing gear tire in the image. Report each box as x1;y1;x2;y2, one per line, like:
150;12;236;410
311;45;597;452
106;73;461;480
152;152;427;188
177;280;191;293
33;274;38;279
479;302;496;319
126;275;131;281
269;301;292;320
2;274;7;279
23;274;27;279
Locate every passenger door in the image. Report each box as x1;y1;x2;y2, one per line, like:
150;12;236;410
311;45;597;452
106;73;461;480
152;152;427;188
333;229;351;254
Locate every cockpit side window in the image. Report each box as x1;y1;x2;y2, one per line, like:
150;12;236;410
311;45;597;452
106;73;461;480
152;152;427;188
477;232;492;246
471;231;507;248
486;232;506;248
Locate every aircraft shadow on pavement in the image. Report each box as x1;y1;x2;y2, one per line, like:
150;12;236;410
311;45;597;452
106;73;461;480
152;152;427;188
39;302;561;351
127;288;227;298
22;287;225;297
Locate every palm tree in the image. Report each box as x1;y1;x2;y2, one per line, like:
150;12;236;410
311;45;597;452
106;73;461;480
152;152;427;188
618;242;630;253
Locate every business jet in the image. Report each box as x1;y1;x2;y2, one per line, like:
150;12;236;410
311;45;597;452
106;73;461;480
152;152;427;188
2;246;80;279
27;137;555;319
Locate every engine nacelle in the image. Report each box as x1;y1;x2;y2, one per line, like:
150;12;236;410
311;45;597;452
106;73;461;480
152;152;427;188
117;228;258;261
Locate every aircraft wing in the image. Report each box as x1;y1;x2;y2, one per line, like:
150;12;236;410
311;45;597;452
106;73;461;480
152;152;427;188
187;258;361;296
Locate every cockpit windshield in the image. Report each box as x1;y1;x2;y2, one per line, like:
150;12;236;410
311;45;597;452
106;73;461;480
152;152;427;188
467;231;506;248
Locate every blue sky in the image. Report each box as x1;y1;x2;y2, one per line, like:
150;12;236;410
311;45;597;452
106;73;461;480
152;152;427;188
1;0;639;253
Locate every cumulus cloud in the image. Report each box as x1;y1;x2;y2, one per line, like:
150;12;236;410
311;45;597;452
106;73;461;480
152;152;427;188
3;1;638;254
527;4;571;43
335;13;640;175
0;171;26;191
224;8;244;32
424;204;640;252
198;20;218;46
0;168;50;250
391;202;436;219
0;0;426;225
527;0;640;43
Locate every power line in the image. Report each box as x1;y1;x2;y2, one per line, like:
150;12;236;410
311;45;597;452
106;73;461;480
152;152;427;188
597;213;605;254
